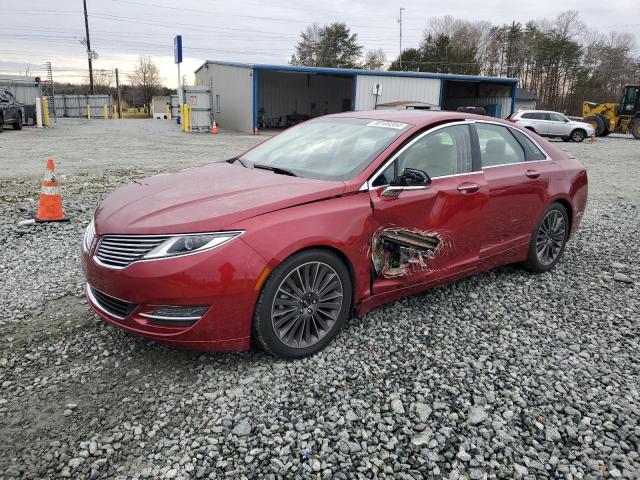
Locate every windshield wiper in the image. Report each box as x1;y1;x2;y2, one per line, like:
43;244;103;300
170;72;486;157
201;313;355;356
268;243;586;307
253;163;299;177
227;156;248;168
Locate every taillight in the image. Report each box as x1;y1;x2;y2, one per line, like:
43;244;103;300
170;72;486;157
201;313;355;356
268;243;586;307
507;117;517;123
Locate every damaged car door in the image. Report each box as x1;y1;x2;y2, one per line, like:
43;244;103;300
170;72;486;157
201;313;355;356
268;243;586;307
367;122;489;295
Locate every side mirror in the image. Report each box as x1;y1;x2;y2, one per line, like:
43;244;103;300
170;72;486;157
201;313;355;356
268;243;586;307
393;168;431;187
382;168;431;197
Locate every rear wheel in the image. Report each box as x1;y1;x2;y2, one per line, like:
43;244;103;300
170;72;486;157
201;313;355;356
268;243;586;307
253;249;352;359
13;112;22;130
601;129;611;137
523;203;569;273
583;115;605;136
632;119;640;140
570;129;586;142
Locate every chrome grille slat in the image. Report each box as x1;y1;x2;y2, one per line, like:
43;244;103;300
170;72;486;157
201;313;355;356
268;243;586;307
95;235;171;268
89;286;137;318
98;245;148;255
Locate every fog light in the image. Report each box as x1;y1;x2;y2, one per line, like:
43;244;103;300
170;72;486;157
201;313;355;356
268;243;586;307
139;306;208;326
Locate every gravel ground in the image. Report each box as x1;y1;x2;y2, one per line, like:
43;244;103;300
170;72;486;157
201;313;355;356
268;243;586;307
0;121;638;479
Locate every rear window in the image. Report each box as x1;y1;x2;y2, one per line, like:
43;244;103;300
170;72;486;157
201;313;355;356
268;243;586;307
521;112;546;120
510;129;547;161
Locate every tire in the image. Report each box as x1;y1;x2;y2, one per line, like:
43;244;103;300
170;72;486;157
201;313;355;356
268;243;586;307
570;129;586;142
253;249;352;359
0;116;3;133
13;113;22;130
601;129;610;137
583;115;605;136
632;119;640;140
523;202;569;273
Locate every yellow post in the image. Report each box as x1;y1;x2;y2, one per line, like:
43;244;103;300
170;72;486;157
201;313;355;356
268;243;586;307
165;104;170;120
180;104;185;131
103;104;109;119
188;105;193;133
42;98;50;127
87;104;92;120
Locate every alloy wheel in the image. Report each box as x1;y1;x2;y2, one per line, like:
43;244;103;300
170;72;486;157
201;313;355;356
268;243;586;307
535;209;566;266
271;261;344;349
572;130;585;142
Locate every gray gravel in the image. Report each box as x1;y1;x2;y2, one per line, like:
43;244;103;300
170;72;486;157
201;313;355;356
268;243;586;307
1;121;639;479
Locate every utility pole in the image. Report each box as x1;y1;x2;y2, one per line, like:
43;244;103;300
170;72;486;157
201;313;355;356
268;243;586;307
399;7;405;69
115;68;122;118
83;0;95;94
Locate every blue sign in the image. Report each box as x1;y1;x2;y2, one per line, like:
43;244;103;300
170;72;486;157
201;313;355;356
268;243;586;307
174;35;182;64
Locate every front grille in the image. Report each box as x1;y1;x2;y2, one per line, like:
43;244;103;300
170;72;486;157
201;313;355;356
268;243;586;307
95;235;170;268
90;286;137;319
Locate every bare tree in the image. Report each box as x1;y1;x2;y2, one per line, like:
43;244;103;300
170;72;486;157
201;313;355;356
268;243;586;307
129;56;161;115
361;49;387;70
93;69;113;94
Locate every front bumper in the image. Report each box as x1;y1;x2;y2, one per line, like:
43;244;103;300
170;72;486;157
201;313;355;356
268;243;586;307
82;238;267;351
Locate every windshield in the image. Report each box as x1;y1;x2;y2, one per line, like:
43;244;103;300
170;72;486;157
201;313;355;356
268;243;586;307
239;117;412;181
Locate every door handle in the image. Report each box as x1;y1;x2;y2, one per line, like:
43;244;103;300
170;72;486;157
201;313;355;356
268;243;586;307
457;182;480;193
525;169;541;179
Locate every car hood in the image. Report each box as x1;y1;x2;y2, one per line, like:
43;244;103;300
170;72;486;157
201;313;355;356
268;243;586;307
94;162;346;235
570;120;594;131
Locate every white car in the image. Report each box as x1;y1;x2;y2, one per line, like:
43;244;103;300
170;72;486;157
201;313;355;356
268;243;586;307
509;110;595;143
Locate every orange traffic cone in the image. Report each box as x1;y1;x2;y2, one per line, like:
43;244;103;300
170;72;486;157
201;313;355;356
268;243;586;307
590;134;597;142
35;159;67;222
210;120;218;135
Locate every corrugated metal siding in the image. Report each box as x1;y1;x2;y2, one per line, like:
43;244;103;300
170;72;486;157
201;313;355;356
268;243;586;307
444;96;513;119
258;71;353;123
184;86;211;130
354;75;441;111
0;77;41;107
195;64;253;133
53;95;113;117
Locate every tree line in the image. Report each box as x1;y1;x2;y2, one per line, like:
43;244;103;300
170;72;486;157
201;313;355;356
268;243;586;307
291;12;640;115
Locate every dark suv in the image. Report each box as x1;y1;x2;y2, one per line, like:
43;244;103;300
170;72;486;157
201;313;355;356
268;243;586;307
0;90;23;132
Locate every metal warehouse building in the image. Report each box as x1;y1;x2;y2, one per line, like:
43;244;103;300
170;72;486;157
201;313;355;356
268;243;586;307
194;61;519;133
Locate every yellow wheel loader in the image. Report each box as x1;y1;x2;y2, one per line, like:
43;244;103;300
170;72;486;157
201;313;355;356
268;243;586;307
582;84;640;139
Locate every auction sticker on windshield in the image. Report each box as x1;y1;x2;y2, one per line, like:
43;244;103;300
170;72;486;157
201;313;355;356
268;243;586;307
366;120;408;129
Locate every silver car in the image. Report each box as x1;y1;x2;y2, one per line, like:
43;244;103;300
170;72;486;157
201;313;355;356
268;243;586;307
509;110;595;143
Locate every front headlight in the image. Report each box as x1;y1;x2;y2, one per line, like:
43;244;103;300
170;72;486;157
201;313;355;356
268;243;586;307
82;218;96;253
143;231;243;260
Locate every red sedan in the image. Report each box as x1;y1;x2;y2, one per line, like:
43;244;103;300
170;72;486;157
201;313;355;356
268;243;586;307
82;111;588;358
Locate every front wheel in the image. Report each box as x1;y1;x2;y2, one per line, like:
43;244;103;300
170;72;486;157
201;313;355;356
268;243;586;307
570;129;586;142
523;203;569;273
632;119;640;140
253;249;352;359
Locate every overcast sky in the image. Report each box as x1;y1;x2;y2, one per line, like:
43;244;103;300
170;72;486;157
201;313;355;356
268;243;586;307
1;0;638;88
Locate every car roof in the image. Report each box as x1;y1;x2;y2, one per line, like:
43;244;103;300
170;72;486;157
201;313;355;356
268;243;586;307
516;109;565;115
325;110;504;128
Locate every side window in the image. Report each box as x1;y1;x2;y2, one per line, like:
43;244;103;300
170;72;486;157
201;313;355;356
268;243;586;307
510;129;547;161
396;124;473;179
477;123;526;167
371;162;395;187
521;112;534;119
548;112;566;122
